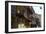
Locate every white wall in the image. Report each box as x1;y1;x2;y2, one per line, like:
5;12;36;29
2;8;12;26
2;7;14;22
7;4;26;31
0;0;46;34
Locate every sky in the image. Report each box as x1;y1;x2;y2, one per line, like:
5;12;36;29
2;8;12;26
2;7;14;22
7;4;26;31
33;6;43;14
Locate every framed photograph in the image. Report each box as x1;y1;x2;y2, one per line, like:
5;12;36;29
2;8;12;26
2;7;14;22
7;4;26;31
5;1;45;33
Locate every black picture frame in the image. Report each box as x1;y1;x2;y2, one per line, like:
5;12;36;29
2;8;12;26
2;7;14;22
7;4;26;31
5;1;45;33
